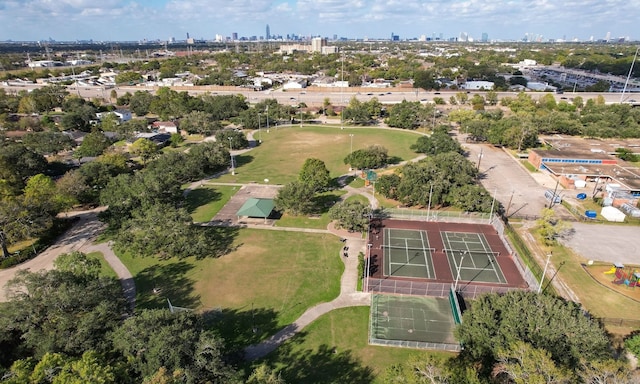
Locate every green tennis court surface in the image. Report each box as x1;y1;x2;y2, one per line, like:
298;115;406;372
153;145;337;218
370;294;458;347
442;231;507;284
383;228;436;279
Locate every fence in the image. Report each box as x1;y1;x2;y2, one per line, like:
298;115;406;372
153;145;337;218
369;338;462;352
379;208;492;224
601;318;640;328
366;278;520;299
493;218;542;293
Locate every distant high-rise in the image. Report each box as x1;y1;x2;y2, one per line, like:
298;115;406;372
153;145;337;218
481;32;488;42
266;24;270;40
605;31;611;41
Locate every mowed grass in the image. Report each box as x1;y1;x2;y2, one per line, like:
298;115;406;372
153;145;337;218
185;184;237;222
274;190;347;229
216;126;422;185
255;306;455;383
117;228;344;346
87;251;118;279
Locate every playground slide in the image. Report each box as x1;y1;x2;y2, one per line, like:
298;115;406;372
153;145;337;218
604;266;617;274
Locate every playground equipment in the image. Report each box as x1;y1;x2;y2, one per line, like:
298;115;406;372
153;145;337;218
605;262;624;275
625;272;640;289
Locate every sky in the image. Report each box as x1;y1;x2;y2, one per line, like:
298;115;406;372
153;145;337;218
0;0;638;42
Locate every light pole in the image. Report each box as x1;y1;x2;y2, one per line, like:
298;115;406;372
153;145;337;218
266;105;269;133
454;251;468;291
349;134;354;154
538;253;552;294
228;137;234;175
365;243;373;292
257;112;261;143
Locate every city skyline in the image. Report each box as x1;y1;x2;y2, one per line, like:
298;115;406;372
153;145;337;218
0;0;638;43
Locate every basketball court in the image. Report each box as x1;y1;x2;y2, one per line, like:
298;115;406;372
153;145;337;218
369;290;462;351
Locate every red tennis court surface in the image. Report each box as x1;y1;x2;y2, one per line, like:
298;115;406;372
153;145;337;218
366;219;529;297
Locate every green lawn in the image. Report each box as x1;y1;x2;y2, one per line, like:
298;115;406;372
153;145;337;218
345;194;370;204
117;228;344;347
185;184;238;222
274;190;346;229
254;306;455;383
86;251;118;279
216;126;422;185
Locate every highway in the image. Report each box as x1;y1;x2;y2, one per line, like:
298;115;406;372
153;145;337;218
1;82;637;107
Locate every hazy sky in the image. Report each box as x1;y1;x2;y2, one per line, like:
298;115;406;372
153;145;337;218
0;0;638;42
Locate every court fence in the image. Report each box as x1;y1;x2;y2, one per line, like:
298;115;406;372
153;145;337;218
368;294;462;352
366;278;521;299
378;208;492;225
493;218;542;293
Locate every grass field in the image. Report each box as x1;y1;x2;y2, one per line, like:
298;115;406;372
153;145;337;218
117;228;344;346
86;251;118;279
216;126;422;185
255;306;455;383
185;184;238;222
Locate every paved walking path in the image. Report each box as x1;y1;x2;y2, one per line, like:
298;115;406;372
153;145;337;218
0;207;137;310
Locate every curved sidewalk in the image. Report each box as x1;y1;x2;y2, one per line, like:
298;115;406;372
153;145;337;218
0;208;137;311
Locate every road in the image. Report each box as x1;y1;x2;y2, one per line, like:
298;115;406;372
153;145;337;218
0;82;632;107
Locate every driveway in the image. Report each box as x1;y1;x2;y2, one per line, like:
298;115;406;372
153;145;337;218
458;135;571;219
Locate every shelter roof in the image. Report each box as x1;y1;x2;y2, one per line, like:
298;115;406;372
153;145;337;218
237;198;275;218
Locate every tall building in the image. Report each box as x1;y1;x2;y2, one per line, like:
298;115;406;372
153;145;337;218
266;24;270;40
311;37;326;52
232;32;238;41
481;32;488;42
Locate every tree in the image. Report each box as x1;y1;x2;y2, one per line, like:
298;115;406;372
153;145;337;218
328;200;371;232
54;251;101;278
114;204;226;259
344;145;388;170
130;138;160;164
493;341;572;384
446;185;494;213
247;364;286;384
413;69;439;90
0;143;48;197
21;131;75;155
410;130;462;156
536;208;570;245
375;174;401;201
24;173;71;214
1;263;127;359
342;97;373;125
115;71;142;85
129;91;154;116
74;130;112;158
0;196;53;259
384;100;421;129
111;309;236;382
455;291;611;376
179;110;219;135
298;158;330;192
214;130;249;150
274;181;316;216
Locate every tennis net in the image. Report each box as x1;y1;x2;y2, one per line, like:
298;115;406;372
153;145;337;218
442;249;500;257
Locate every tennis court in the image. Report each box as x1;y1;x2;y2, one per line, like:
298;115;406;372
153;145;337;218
369;293;460;350
442;231;507;285
383;228;436;279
